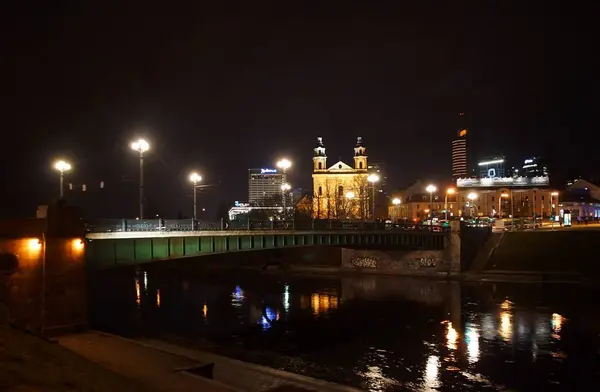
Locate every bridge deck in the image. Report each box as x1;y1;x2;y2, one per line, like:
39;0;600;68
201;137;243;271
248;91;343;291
86;229;447;240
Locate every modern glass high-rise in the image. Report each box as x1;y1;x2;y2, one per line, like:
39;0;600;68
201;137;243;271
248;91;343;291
248;168;285;206
452;128;468;179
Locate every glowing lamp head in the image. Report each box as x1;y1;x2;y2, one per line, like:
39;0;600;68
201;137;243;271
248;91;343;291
189;172;202;183
54;160;71;173
345;191;355;199
367;174;380;183
446;188;456;195
131;139;150;153
27;238;41;252
468;192;478;201
72;238;85;252
392;198;401;205
276;158;292;171
426;184;437;194
281;183;291;191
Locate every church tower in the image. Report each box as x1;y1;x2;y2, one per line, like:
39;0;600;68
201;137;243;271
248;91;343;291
353;136;367;171
313;137;327;172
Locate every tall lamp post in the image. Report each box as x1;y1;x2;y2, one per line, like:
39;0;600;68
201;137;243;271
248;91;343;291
392;197;401;222
468;192;478;217
426;184;437;219
444;188;455;220
551;191;559;230
500;193;509;218
367;174;380;221
277;158;292;218
54;160;71;199
131;139;149;219
189;172;202;221
281;183;291;220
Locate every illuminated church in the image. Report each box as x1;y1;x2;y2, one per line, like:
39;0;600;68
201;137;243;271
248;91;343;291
312;137;372;219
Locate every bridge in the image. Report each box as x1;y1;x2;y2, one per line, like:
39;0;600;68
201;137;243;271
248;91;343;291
85;219;452;270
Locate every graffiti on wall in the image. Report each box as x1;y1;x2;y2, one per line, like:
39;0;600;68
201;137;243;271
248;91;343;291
419;258;441;268
350;256;378;269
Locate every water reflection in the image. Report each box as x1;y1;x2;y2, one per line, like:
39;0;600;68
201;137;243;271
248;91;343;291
134;277;141;307
445;321;458;350
283;284;290;312
465;323;480;364
309;292;338;315
552;313;565;340
423;355;440;391
499;310;513;342
89;272;600;391
231;285;244;308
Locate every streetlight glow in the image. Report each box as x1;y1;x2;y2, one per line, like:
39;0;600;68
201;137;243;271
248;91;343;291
446;188;455;195
131;139;149;153
367;174;380;183
392;198;401;205
281;183;291;191
276;158;292;171
189;172;202;183
468;192;477;201
54;160;71;173
346;191;355;199
426;184;437;194
551;191;559;196
501;193;509;198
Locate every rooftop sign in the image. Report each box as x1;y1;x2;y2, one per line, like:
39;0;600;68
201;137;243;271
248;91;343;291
260;168;278;174
457;176;550;188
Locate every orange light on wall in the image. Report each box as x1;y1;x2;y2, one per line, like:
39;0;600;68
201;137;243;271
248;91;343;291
72;238;85;253
27;238;42;252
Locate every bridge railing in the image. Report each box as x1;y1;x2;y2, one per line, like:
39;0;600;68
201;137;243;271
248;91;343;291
85;218;450;233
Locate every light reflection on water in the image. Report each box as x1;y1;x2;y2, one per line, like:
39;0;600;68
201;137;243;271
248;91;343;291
96;272;600;391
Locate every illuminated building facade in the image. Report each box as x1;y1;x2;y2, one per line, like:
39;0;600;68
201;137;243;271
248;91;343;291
312;137;374;219
388;180;461;221
248;168;285;206
478;156;506;179
451;129;468;180
520;157;549;177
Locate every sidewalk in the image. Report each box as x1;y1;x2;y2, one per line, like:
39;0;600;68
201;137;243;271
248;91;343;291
59;331;363;392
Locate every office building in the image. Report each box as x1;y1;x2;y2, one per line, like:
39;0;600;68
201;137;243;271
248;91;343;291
520;157;549;177
451;129;468;179
248;168;285;206
478;156;506;179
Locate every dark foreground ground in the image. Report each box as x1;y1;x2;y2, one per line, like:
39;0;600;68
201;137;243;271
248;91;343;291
0;325;147;392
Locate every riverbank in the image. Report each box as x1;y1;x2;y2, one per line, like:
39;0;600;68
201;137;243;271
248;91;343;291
0;325;147;391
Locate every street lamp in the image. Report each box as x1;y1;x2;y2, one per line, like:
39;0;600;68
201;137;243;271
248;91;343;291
467;192;478;217
499;193;509;218
131;139;150;219
54;160;71;199
444;188;455;220
189;172;202;221
426;184;437;219
281;182;291;220
276;158;292;173
551;191;559;229
367;174;380;220
392;197;401;222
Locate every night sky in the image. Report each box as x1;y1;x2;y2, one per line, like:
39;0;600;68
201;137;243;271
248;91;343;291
4;1;599;219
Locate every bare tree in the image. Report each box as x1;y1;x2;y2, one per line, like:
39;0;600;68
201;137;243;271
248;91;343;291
353;175;369;220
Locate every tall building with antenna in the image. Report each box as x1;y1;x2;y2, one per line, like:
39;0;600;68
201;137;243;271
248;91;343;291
451;112;468;180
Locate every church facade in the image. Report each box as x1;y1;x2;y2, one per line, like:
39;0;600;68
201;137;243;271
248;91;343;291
312;137;372;219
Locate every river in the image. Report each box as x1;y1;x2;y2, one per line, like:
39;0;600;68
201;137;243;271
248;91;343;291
88;264;600;391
